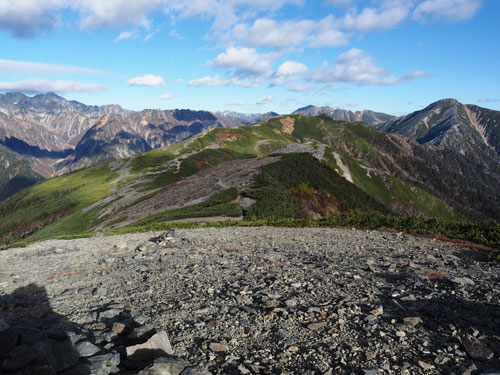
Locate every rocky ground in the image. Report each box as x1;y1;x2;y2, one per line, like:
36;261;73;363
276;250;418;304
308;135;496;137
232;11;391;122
0;227;499;374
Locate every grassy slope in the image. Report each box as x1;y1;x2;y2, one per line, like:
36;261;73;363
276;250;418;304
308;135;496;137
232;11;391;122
0;115;460;246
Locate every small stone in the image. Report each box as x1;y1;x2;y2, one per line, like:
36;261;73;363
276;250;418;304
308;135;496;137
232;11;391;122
239;364;251;374
403;317;423;327
94;287;108;296
75;341;100;357
126;331;174;361
370;306;383;316
396;331;406;338
138;357;189;375
307;322;327;330
285;298;298;308
181;367;211;375
418;361;434;370
481;370;500;375
112;322;128;334
401;295;417;301
98;308;122;321
209;342;229;352
128;325;156;340
462;336;494;360
288;346;299;352
452;277;475;286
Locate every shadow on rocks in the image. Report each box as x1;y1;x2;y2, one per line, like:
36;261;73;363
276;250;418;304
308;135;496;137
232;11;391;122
0;283;206;375
363;271;500;374
0;283;86;374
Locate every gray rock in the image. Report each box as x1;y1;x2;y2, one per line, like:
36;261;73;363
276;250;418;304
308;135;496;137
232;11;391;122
128;324;156;340
138;357;190;375
452;277;475;285
75;340;101;357
181;366;212;375
462;336;494;360
126;331;174;361
51;339;80;371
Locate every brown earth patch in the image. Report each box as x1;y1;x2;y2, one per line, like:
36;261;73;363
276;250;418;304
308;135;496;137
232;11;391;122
289;184;339;219
280;117;295;135
214;129;243;144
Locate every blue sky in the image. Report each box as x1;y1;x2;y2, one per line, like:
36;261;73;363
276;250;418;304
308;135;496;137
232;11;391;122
0;0;498;115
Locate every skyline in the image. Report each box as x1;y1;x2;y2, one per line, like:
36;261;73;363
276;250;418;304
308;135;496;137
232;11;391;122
0;0;499;115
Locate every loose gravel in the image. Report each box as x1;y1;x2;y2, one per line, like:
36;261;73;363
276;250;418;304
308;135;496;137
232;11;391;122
1;227;499;374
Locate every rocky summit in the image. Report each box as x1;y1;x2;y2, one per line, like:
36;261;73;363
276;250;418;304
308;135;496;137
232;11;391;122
0;227;499;374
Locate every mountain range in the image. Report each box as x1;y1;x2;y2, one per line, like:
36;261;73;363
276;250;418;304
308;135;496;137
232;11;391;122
0;92;499;223
1;101;499;247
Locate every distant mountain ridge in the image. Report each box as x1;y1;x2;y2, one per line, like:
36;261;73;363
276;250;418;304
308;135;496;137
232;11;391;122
377;98;500;162
293;105;395;125
1;92;499;203
215;111;280;124
0;92;259;198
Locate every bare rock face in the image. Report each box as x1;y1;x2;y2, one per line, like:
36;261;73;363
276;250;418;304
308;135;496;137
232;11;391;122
293;105;395;126
0;92;249;199
378;98;500;161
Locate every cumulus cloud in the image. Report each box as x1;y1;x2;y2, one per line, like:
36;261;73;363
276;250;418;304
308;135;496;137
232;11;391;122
0;0;66;38
158;93;179;99
233;16;348;49
173;78;183;84
271;61;308;86
275;61;308;77
114;30;137;42
0;59;103;74
0;78;106;93
308;48;429;86
127;74;165;86
413;0;482;21
211;47;274;76
343;0;412;33
256;95;275;105
187;75;258;88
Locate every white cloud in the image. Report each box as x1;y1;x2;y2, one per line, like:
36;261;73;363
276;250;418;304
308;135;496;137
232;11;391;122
0;58;103;74
413;0;481;21
169;29;183;39
211;47;274;76
271;61;308;87
308;48;429;86
187;75;258;88
114;30;136;42
158;93;179;99
144;28;159;42
275;61;308;77
225;100;248;105
233;16;348;49
477;98;498;103
343;1;412;33
0;0;66;38
173;78;183;84
345;101;358;107
71;0;161;30
324;0;354;6
0;78;106;93
127;74;165;86
256;95;274;105
287;83;320;92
